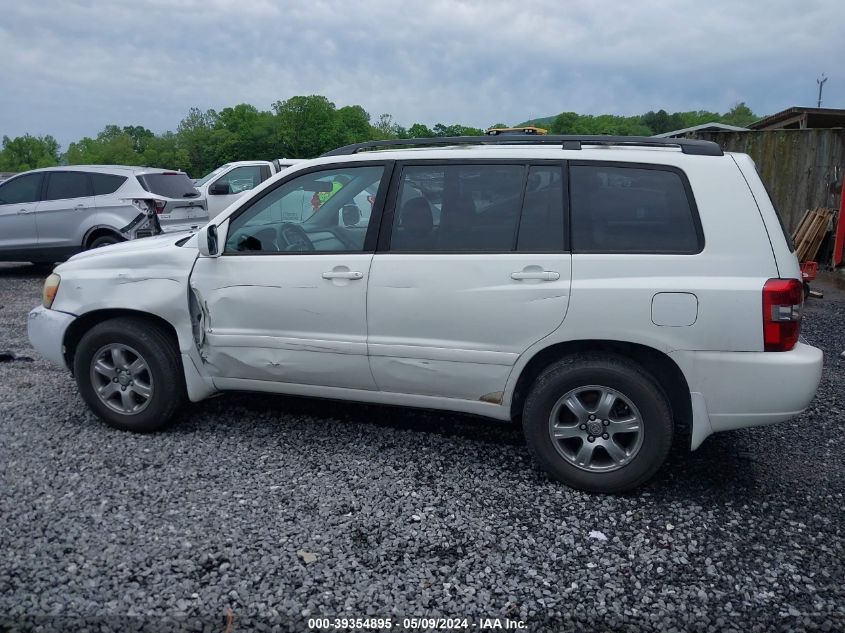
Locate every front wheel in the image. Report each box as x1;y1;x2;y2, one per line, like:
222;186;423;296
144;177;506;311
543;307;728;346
73;317;186;432
522;353;673;493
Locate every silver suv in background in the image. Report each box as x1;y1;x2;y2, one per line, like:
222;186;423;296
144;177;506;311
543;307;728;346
0;165;206;263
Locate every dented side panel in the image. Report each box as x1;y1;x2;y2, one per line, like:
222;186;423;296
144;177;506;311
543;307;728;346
52;236;201;355
189;253;377;390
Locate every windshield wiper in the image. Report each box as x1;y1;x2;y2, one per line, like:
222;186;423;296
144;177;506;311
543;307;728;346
183;192;200;198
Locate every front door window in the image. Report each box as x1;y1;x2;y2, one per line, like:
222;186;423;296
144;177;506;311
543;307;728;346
224;166;384;253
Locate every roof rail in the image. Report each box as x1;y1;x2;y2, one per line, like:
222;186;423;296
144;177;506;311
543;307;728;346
321;134;724;157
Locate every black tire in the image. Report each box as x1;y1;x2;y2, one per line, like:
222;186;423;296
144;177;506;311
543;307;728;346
803;281;811;300
87;234;121;250
522;353;673;493
73;317;186;432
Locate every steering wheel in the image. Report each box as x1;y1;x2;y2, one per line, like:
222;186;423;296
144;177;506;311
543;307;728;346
279;223;315;252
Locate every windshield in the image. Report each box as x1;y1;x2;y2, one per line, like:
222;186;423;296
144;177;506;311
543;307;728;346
194;166;228;187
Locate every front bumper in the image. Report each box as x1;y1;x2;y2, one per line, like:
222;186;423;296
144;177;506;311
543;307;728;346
27;306;76;369
672;342;824;449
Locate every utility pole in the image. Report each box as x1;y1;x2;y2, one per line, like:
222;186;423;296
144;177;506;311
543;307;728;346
817;74;828;108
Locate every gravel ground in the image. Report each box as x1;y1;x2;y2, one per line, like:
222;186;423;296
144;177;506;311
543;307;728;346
0;262;843;633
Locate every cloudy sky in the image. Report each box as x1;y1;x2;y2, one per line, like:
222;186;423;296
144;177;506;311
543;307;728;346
1;0;844;147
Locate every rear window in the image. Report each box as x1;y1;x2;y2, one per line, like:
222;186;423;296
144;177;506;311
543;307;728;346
137;172;200;199
91;173;127;196
570;164;702;254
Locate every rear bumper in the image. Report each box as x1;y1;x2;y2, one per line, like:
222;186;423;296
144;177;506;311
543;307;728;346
671;343;824;449
27;306;76;369
158;221;205;234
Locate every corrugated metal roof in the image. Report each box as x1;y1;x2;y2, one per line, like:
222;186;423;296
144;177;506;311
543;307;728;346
652;122;749;138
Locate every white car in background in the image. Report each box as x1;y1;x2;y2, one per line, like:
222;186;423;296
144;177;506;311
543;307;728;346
0;165;205;263
194;159;304;216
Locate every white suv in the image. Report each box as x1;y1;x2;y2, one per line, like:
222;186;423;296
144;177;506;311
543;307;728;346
27;136;823;492
0;165;205;263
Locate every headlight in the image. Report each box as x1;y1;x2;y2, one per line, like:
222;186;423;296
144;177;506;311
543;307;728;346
42;273;61;309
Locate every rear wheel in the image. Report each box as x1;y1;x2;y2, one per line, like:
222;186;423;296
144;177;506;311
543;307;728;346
87;234;121;250
522;353;673;493
73;317;186;432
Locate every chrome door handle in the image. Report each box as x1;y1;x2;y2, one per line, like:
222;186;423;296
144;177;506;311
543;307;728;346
17;208;31;215
322;271;363;280
73;203;86;210
511;270;560;281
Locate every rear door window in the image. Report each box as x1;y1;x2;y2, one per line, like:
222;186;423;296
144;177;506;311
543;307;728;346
137;172;200;199
0;173;43;204
389;163;567;253
91;173;127;196
517;165;565;251
45;171;91;201
569;164;702;254
391;164;525;252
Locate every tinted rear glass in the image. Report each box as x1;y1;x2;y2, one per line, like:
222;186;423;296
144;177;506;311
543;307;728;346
517;165;565;251
45;171;90;201
137;173;200;199
570;164;701;254
91;173;127;196
759;174;794;252
391;164;525;252
0;173;43;204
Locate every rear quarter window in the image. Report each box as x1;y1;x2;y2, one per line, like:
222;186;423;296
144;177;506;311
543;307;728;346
91;173;128;196
569;163;702;254
758;174;794;252
137;172;200;199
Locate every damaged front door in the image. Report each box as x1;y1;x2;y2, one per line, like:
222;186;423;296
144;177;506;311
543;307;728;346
189;164;387;391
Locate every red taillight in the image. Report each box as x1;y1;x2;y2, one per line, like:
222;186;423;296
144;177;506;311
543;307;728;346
762;278;803;351
153;200;167;214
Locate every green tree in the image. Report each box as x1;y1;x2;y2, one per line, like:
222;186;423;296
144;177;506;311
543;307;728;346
0;134;61;171
549;112;580;134
432;123;484;137
641;110;685;134
140;132;191;172
65;127;143;166
335;105;373;146
272;95;339;158
722;102;757;127
176;107;223;175
407;123;434;138
119;125;155;153
216;104;279;162
373;113;406;139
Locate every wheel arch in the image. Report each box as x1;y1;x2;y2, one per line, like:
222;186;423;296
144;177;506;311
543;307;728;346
510;340;692;433
63;309;179;372
83;225;124;249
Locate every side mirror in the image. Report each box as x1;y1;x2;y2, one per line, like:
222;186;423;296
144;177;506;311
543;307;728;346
209;182;230;196
198;223;220;257
341;204;361;227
